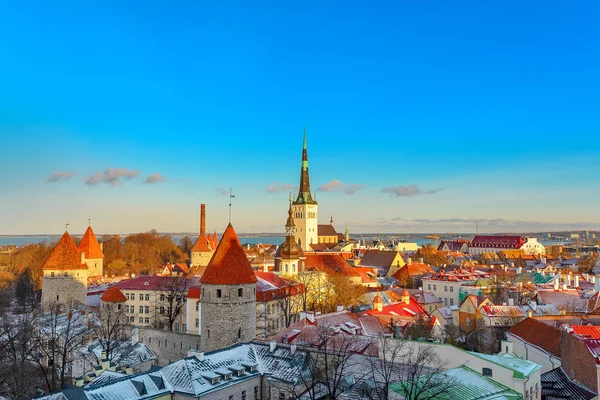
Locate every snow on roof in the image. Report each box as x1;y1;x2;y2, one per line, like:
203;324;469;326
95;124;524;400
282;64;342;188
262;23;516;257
470;352;541;378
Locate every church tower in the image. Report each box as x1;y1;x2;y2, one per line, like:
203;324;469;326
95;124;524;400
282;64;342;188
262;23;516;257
275;202;305;277
292;128;318;251
191;204;215;267
200;223;257;352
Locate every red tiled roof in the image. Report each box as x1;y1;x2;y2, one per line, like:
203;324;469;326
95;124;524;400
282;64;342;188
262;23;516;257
353;267;378;283
392;263;435;282
186;286;201;299
470;235;524;249
374;295;383;303
572;325;600;339
255;272;304;301
211;232;218;249
305;253;360;277
200;224;257;285
360;250;401;268
43;232;87;270
507;317;562;358
100;286;127;302
364;298;428;318
114;275;201;291
191;232;213;252
318;224;337;236
78;226;105;259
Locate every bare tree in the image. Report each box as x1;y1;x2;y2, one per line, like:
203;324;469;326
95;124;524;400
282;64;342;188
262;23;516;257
294;325;370;400
33;301;91;392
84;299;134;367
154;275;194;331
379;339;457;400
0;311;41;399
296;271;325;312
277;279;305;329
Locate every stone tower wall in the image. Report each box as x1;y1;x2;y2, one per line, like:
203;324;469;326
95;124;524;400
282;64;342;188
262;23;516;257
85;257;104;277
292;203;318;251
200;282;256;353
191;251;214;267
41;273;88;308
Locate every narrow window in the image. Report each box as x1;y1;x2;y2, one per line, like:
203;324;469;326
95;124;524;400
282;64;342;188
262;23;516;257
238;327;241;339
238;288;243;297
217;289;222;298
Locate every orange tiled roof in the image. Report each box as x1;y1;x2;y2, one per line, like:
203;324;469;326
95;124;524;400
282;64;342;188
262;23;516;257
305;253;360;277
186;286;201;299
191;232;213;252
507;317;561;357
100;286;127;302
43;232;87;270
211;232;218;249
78;226;105;259
200;224;257;285
572;325;600;339
392;263;435;281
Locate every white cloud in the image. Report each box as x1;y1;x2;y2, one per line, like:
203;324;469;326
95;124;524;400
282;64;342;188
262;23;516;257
46;171;77;182
86;168;139;186
318;179;365;195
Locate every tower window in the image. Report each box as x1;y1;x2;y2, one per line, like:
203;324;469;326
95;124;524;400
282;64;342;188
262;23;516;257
238;288;243;297
217;289;222;298
238;328;241;339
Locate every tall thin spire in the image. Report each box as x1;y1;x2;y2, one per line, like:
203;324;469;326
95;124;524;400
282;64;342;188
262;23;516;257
294;127;316;205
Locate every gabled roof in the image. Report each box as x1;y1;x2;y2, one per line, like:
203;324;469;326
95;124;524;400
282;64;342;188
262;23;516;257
541;367;597;400
392;263;435;281
191;232;213;253
200;224;257;285
100;286;127;303
78;226;105;259
359;250;402;268
304;253;359;277
506;317;562;358
462;295;490;309
317;224;337;236
186;286;201;299
363;297;428;318
43;232;87;270
470;235;524;249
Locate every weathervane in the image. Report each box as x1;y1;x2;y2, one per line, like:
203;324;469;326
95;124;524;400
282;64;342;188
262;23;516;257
229;188;235;223
88;216;91;226
65;222;70;232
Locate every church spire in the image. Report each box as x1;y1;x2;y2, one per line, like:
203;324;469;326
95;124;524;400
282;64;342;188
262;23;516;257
295;127;316;204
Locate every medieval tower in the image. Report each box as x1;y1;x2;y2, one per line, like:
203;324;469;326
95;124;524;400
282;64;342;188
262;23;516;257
292;129;318;251
191;204;215;266
200;223;257;352
41;231;89;308
274;202;305;277
78;225;104;277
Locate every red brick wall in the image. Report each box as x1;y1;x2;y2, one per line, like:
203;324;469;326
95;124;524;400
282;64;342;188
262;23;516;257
561;330;599;393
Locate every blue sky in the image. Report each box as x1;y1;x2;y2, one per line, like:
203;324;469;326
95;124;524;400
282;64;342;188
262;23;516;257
1;1;599;235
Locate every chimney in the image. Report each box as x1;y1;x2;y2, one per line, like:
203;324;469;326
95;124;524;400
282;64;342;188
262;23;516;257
269;340;277;353
527;310;533;318
595;278;600;293
566;275;572;287
374;296;383;312
541;270;545;276
554;278;559;291
290;344;297;355
574;275;580;288
541;257;547;264
408;257;412;264
517;267;522;274
196;352;204;361
592;276;597;284
529;300;537;311
562;283;567;291
419;258;424;264
508;298;514;306
200;204;206;234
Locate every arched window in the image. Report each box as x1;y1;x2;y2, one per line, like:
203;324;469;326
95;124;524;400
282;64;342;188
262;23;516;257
238;288;243;297
217;289;222;298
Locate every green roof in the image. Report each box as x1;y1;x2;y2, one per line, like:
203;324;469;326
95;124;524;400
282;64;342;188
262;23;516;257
514;272;553;285
469;352;541;379
390;365;522;400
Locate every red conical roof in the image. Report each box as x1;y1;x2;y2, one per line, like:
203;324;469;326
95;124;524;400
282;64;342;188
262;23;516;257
43;232;86;270
100;286;127;303
191;232;213;252
200;224;257;285
78;226;105;259
212;232;218;249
